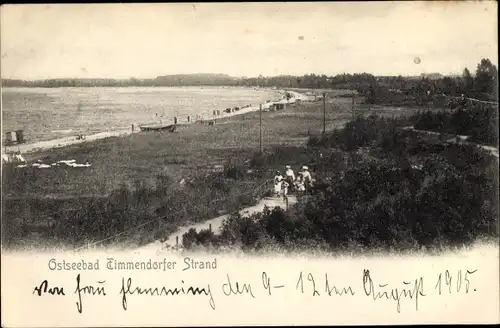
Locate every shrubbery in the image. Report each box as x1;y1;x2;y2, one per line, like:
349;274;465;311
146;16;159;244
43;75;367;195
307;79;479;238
308;115;411;150
183;115;498;252
2;163;270;249
412;105;498;147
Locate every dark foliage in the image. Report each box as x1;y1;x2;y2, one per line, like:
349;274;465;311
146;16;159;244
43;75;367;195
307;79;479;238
183;115;498;252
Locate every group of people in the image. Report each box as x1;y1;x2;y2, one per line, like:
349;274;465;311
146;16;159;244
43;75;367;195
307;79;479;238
273;165;313;200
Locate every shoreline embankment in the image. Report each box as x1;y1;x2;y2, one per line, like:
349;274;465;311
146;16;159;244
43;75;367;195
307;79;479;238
2;89;311;156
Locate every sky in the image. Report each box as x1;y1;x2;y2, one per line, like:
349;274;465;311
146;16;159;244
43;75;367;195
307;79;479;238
1;2;498;79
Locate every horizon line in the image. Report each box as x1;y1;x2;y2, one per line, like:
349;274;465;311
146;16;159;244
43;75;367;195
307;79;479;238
1;71;463;82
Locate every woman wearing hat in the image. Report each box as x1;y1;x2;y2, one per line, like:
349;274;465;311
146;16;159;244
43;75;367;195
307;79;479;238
301;166;313;191
284;165;295;193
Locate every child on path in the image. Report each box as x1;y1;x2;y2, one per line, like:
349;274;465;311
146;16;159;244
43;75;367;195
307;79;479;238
295;173;306;196
281;180;290;202
273;171;284;198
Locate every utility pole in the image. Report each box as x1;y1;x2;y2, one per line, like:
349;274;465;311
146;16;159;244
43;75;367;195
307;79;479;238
259;104;263;154
323;93;326;135
352;94;356;119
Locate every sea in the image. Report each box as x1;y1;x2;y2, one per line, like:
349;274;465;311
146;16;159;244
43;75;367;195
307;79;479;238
1;86;280;143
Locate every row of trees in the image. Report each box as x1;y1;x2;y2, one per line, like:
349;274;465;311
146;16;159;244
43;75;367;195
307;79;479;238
4;59;495;98
1;73;378;89
361;58;498;104
1;74;239;88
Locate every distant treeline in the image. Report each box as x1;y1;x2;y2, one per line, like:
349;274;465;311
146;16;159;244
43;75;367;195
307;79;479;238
0;72;468;91
1;73;240;88
3;58;497;103
1;72;390;88
359;58;498;103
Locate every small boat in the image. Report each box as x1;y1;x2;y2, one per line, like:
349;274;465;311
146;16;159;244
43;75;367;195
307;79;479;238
138;123;177;132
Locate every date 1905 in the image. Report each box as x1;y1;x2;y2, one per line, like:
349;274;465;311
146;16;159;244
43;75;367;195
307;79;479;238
434;269;477;295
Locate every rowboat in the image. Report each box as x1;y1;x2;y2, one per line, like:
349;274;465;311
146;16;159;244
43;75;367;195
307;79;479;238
138;123;177;132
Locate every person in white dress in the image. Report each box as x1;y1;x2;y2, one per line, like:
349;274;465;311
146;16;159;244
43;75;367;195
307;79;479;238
273;171;283;197
284;165;295;192
301;166;313;191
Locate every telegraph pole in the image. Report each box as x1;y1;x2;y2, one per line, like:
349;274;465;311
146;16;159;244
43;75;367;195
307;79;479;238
259;104;263;154
352;94;356;119
322;93;326;135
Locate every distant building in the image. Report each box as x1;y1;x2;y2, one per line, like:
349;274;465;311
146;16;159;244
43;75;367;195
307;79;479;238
273;103;286;110
4;130;25;146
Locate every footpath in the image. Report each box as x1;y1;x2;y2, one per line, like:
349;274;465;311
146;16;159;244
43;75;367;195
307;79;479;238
135;195;298;254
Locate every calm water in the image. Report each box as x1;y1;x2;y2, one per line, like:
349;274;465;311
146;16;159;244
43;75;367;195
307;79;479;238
1;86;280;143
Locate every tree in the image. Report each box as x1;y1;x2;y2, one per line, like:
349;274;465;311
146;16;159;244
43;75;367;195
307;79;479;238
440;77;457;95
474;58;498;100
462;68;474;94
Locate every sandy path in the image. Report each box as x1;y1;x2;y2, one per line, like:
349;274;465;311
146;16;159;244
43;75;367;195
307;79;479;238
3;129;139;155
135;195;297;254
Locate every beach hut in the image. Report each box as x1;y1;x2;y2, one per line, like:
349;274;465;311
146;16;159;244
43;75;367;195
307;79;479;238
4;130;25;146
274;103;286;110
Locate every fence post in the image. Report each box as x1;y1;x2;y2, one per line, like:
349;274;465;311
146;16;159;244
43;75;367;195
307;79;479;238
259;104;263;154
323;93;326;135
209;224;212;232
176;236;179;246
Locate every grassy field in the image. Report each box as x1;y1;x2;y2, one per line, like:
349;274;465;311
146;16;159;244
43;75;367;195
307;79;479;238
4;93;369;197
7;90;407;250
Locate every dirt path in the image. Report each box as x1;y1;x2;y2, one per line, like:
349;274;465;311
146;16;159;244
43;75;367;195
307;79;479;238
135;195;297;253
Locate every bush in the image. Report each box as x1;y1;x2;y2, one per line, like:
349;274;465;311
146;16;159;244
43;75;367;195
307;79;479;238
412;104;499;147
309;115;411;150
181;115;498;252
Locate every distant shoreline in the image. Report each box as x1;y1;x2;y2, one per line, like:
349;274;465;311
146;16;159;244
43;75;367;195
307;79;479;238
1;85;282;89
2;89;310;156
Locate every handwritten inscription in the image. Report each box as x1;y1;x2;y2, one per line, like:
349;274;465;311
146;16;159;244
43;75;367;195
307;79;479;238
435;269;477;295
31;269;478;314
222;274;255;298
74;274;106;313
363;269;426;313
261;272;285;296
119;277;215;311
33;280;65;296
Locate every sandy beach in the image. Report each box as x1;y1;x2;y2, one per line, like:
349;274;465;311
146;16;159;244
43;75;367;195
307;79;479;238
3;89;310;156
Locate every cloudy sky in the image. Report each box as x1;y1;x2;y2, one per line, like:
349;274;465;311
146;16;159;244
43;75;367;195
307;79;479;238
1;2;497;79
